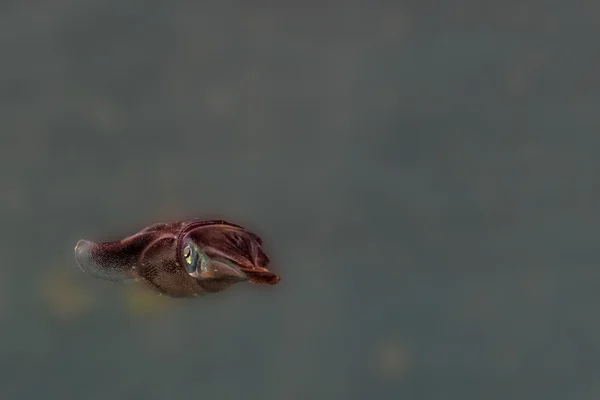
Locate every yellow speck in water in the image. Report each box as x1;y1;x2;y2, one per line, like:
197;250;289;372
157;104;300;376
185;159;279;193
41;269;94;319
374;340;410;381
122;285;170;316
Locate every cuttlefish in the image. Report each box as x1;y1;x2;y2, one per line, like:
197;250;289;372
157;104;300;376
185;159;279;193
74;219;280;297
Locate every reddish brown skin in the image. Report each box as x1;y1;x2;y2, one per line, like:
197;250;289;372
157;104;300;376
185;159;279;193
74;219;280;298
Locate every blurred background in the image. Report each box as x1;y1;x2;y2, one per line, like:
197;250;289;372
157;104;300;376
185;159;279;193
1;1;599;399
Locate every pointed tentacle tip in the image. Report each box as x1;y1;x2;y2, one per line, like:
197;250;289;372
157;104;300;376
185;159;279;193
245;270;281;285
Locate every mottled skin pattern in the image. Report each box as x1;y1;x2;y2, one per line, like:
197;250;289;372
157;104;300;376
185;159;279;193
74;219;280;298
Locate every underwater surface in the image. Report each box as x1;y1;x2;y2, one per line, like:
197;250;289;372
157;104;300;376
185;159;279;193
1;1;599;399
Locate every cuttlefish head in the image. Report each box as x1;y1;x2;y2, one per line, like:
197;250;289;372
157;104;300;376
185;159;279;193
177;221;280;292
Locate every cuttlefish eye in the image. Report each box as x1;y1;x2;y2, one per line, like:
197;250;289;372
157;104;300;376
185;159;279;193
182;243;199;273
